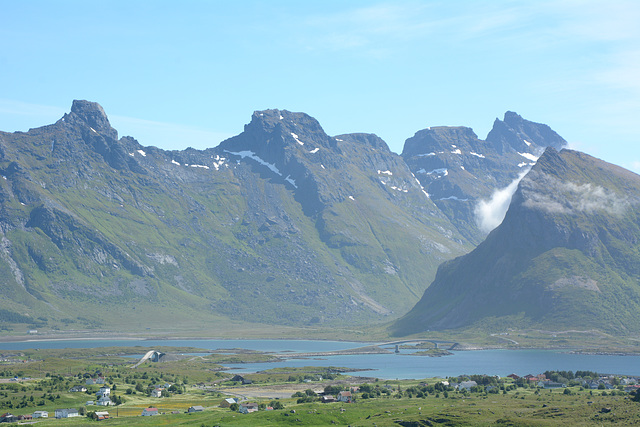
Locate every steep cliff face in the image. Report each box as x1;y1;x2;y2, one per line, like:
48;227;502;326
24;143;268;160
402;112;567;242
393;149;640;335
0;101;473;330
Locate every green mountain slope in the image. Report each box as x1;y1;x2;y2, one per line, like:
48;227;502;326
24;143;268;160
0;101;474;331
392;148;640;335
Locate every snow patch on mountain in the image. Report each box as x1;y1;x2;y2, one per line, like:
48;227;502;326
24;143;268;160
518;152;538;162
225;150;281;176
291;132;304;145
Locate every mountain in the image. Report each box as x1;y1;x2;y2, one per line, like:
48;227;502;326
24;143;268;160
402;112;566;242
0;101;474;331
392;148;640;336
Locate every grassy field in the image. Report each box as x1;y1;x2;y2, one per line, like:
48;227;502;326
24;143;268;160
10;386;640;426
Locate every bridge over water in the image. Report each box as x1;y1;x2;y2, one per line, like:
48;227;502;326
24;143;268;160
375;339;458;350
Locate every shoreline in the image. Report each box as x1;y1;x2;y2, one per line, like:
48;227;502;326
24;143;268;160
3;333;640;357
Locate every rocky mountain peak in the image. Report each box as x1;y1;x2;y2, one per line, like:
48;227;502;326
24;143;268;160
486;111;566;154
401;126;480;158
70;100;118;140
222;109;339;159
503;110;524;124
334;133;390;152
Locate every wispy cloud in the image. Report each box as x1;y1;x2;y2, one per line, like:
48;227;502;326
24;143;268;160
298;2;439;56
521;171;630;216
475;169;529;234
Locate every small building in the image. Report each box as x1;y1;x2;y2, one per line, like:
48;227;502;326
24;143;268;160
69;385;87;392
32;411;48;418
97;396;113;406
220;397;238;407
96;386;111;398
141;407;159;416
539;381;565;389
456;381;478;391
55;408;79;419
231;374;253;385
322;395;337;403
337;391;353;403
86;376;106;385
151;388;164;398
0;413;16;423
18;414;33;421
93;411;109;421
239;402;258;414
507;374;520;380
188;405;205;413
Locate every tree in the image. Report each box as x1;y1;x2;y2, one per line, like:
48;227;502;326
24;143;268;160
229;403;239;411
324;385;342;395
270;400;284;410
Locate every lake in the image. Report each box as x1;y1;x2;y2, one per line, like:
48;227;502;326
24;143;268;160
1;338;639;379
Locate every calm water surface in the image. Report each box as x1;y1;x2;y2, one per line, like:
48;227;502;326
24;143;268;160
2;339;639;379
226;349;640;379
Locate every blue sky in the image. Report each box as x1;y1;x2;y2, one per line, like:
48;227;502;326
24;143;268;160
1;1;639;171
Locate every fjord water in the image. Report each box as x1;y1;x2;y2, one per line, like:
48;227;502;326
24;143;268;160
2;339;639;379
226;348;640;379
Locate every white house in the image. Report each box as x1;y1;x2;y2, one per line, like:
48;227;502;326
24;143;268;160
96;386;110;398
337;391;353;403
55;408;79;419
97;396;113;406
455;381;478;391
32;411;48;418
151;387;164;398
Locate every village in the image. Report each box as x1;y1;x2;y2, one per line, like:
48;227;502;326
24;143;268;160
2;366;640;424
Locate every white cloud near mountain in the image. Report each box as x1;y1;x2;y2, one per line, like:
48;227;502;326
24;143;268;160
475;170;529;234
521;173;630;216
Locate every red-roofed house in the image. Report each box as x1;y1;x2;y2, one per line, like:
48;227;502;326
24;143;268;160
141;407;158;416
337;391;353;403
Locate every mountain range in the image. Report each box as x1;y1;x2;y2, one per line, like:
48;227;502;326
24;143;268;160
0;100;573;332
393;148;640;336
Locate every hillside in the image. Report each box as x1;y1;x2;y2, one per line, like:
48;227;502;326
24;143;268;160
0;101;475;331
392;148;640;335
